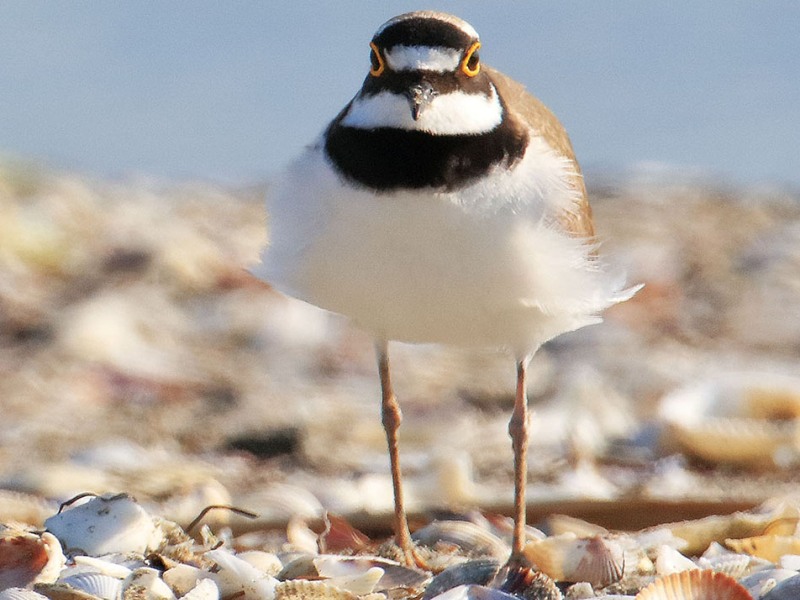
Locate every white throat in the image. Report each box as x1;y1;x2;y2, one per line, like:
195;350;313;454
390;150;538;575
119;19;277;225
340;85;502;135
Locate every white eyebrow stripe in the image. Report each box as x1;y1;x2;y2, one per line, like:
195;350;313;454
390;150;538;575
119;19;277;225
384;45;462;72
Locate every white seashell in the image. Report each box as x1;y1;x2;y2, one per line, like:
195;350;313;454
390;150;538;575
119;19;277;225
205;548;278;600
237;551;284;578
71;555;135;579
45;494;163;556
778;553;800;570
162;565;209;598
60;572;123;600
654;545;698;576
523;533;624;588
636;569;751;600
122;568;176;600
312;556;386;593
0;590;51;600
179;579;219;600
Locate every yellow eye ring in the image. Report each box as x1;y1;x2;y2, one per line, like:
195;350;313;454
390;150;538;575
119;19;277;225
369;42;385;77
461;41;481;76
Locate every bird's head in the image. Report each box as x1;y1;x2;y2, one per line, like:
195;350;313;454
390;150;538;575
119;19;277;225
340;12;502;136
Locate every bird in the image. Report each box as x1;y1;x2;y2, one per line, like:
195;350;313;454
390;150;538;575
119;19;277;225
256;11;639;566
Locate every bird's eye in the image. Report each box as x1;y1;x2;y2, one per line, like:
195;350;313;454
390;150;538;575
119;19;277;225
369;42;385;77
461;41;481;77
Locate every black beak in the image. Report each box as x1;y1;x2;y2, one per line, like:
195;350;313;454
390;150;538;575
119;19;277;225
406;81;438;121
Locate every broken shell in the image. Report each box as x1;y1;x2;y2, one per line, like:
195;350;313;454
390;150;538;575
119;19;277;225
0;529;65;588
412;521;510;559
423;558;502;600
179;579;219;600
122;567;176;600
523;534;624;588
659;373;800;467
204;548;278;600
696;549;757;580
725;535;800;563
654;545;697;576
635;570;751;600
238;551;284;578
162;565;209;598
45;494;163;556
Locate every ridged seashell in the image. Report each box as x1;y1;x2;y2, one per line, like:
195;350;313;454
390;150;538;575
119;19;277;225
725;535;800;563
658;373;800;467
523;534;624;588
274;579;373;600
122;568;176;600
59;572;124;600
423;559;502;600
71;555;136;579
739;568;799;599
696;551;756;579
412;520;510;559
179;579;219;600
635;570;751;600
0;530;65;588
655;545;697;576
204;548;278;600
34;583;104;600
45;494;163;556
426;584;519;600
0;590;51;600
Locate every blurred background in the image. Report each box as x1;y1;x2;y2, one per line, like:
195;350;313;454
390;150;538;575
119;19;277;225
1;3;799;530
1;2;799;185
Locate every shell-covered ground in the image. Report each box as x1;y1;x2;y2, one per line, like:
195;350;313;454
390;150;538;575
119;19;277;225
1;161;800;598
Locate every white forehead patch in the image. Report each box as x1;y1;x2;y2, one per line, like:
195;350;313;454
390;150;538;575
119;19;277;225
384;45;461;73
341;86;502;135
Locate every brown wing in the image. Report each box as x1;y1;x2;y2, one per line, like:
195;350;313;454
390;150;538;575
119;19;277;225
485;66;594;239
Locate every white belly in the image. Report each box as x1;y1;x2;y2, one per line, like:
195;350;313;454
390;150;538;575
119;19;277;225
258;137;630;354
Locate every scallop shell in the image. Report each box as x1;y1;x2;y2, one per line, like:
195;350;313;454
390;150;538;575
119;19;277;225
523;534;624;588
658;372;800;467
412;520;510;559
59;572;124;600
0;590;52;600
635;570;751;600
725;535;800;563
274;580;360;600
45;494;163;556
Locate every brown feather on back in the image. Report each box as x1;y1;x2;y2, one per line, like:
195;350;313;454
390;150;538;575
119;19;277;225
486;66;595;240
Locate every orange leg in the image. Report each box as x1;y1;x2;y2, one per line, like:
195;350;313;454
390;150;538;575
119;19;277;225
508;356;531;562
376;341;425;568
